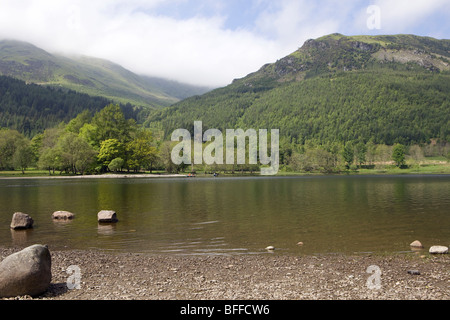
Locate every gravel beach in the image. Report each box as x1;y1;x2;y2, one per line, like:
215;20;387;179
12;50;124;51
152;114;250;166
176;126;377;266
1;247;448;301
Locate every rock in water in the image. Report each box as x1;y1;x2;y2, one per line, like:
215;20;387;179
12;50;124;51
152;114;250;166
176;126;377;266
10;212;34;230
0;245;52;298
52;211;75;220
410;240;424;249
98;210;118;223
429;246;448;254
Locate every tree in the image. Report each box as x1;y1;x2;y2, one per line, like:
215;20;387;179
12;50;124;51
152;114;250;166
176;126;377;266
91;104;134;147
57;133;97;175
342;142;354;169
97;139;125;171
375;144;392;166
40;127;65;151
392;144;406;167
108;158;125;173
0;129;28;170
78;123;98;149
126;129;159;172
159;141;186;173
13;140;34;174
355;142;367;167
38;147;62;175
65;110;92;134
365;141;377;165
30;133;43;165
408;145;424;165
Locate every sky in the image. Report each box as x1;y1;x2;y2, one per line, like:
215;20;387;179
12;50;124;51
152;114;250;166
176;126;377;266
0;0;449;87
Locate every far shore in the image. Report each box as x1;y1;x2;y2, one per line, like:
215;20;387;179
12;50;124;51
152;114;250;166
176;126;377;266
1;161;450;179
1;170;450;180
0;173;186;179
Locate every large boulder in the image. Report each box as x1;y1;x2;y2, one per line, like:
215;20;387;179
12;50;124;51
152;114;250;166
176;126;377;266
0;245;52;298
97;210;118;223
429;246;448;254
10;212;34;230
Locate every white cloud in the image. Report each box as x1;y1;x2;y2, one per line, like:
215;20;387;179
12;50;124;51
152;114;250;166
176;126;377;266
371;0;450;35
0;0;448;87
0;0;285;87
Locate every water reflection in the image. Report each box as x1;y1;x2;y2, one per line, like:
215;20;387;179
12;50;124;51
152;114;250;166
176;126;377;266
97;223;117;236
0;175;449;255
10;229;33;246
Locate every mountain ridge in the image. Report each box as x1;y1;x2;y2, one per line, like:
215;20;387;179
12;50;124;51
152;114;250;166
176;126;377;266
235;33;449;86
0;39;211;109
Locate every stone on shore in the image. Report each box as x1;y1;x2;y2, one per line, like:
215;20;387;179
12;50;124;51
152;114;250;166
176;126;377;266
10;212;34;230
98;210;118;223
429;246;448;254
0;245;52;298
52;211;75;220
410;240;424;249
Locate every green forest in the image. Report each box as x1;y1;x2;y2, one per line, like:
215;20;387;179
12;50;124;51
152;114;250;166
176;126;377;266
0;75;149;137
0;102;449;176
149;67;450;146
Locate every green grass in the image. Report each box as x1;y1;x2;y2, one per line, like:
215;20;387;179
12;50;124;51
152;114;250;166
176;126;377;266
357;164;450;175
0;169;169;178
1;160;449;178
0;169;52;177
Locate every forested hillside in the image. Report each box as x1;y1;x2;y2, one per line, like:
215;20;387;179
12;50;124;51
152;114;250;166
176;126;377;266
0;75;146;137
147;34;450;146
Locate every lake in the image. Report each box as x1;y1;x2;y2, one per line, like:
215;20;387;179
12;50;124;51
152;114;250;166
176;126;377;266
0;175;449;256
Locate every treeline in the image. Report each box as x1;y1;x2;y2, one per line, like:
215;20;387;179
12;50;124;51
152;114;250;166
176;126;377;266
180;138;450;174
0;104;160;175
1;103;449;175
0;75;149;137
281;139;449;174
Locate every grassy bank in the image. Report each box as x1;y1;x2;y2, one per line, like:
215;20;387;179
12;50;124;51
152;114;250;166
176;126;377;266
1;160;449;178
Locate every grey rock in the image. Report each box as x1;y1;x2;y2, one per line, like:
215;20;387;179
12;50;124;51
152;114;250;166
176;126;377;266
52;211;74;220
98;210;118;223
410;240;424;249
407;270;420;275
429;246;448;254
10;212;34;230
0;245;52;298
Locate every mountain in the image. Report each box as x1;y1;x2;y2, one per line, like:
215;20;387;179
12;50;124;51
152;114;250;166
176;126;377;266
0;39;211;109
147;34;450;146
0;75;145;137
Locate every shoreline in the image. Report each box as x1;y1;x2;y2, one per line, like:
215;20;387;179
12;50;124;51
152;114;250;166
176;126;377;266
0;173;186;180
1;247;448;300
0;171;450;180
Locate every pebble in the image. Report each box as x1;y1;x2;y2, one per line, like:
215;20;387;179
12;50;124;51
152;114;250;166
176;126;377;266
407;270;421;275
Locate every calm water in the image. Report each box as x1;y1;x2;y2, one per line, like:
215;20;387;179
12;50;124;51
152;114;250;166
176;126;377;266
0;175;449;256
